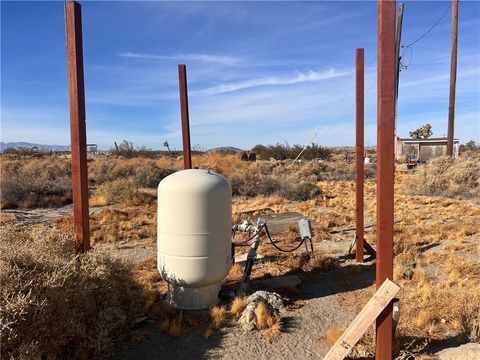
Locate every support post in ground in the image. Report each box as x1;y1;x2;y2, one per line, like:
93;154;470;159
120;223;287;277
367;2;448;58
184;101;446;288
178;64;192;169
65;0;90;253
355;48;365;263
376;0;396;359
447;0;458;157
394;2;404;135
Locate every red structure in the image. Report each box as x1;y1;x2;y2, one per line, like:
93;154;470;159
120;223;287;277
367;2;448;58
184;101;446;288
376;1;396;358
65;0;90;253
355;48;365;263
178;64;192;169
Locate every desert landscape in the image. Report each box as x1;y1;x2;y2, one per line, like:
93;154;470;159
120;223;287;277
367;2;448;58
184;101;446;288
1;149;479;359
2;1;479;359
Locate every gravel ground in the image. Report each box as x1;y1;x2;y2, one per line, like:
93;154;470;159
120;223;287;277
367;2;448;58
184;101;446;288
114;256;375;360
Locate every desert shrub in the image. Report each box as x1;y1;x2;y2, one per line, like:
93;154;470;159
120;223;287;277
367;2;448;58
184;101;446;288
403;153;480;201
89;157;176;187
0;156;72;208
110;140;158;159
0;224;144;359
230;173;321;201
92;177;139;205
251;143;331;160
276;181;322;201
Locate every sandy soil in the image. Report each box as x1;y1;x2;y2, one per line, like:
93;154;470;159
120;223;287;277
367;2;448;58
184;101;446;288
3;199;478;360
115;255;373;360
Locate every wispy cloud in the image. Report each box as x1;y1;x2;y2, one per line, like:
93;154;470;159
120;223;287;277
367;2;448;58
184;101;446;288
201;68;349;95
118;51;242;65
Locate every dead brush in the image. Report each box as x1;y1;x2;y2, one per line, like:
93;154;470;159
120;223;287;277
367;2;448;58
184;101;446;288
204;305;230;339
158;310;183;337
319;325;344;347
132;257;164;289
255;301;283;341
230;296;247;318
0;224;144;359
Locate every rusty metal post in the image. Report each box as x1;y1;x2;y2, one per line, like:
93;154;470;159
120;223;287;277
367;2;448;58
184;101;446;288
447;0;458;157
376;1;396;359
65;0;90;253
178;64;192;169
355;48;365;263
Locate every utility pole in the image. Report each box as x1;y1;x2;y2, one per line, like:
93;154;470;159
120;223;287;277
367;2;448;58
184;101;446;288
394;3;404;137
65;0;90;253
178;64;192;169
355;48;365;263
376;0;396;359
447;0;458;157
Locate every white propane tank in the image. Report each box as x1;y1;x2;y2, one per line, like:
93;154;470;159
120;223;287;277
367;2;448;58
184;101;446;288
157;169;232;309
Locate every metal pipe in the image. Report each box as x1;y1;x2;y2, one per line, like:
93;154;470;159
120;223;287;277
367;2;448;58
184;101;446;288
65;0;90;253
376;1;396;358
178;64;192;169
355;48;365;263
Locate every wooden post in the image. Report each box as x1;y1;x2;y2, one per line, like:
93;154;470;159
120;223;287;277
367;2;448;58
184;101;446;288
65;0;90;253
355;48;365;263
178;64;192;169
394;2;404;136
323;279;401;360
447;0;458;157
376;1;396;359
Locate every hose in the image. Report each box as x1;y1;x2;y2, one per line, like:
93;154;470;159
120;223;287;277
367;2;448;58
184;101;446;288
232;223;266;246
264;224;306;253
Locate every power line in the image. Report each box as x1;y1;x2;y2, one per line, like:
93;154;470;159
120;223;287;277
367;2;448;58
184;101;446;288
403;3;452;48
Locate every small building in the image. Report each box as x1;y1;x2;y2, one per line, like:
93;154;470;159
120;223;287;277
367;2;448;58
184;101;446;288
395;137;459;162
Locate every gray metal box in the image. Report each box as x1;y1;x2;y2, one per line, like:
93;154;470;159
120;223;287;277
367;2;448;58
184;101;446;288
298;218;313;239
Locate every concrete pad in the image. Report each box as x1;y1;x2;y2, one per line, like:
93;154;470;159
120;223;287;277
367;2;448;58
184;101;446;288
261;275;302;288
234;253;265;264
252;212;309;235
437;343;480;360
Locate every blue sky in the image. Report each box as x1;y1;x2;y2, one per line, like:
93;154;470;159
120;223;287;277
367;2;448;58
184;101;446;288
1;1;479;150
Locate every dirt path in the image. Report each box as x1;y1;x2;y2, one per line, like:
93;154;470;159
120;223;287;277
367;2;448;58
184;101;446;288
115;260;374;360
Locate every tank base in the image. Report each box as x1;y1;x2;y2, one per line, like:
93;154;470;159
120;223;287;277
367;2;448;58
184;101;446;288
166;283;221;310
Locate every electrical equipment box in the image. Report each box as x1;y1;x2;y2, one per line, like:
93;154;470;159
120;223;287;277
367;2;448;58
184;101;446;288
298;218;313;239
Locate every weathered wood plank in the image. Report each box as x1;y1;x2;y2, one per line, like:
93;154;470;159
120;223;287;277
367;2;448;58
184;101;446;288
323;279;400;360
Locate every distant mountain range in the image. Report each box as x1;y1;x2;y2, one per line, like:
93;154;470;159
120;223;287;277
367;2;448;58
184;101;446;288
209;146;245;153
0;142;249;153
0;142;70;152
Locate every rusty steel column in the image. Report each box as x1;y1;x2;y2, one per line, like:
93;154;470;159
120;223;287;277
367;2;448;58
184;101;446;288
376;1;396;359
447;0;458;157
65;0;90;253
355;48;365;263
178;64;192;169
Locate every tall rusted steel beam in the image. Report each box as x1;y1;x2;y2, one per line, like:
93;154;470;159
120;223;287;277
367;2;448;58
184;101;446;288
447;0;458;157
178;64;192;169
355;48;365;263
376;1;396;359
65;0;90;253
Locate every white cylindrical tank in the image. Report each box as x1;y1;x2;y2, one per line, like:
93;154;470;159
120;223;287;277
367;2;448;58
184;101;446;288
157;169;232;309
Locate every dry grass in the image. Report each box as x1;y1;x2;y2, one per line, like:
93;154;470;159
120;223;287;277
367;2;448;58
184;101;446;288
204;305;230;339
0;155;72;208
210;305;229;330
255;302;283;341
320;325;344;347
403;153;480;202
159;312;183;337
90;207;156;245
230;296;248;317
0;224;144;359
2;151;479;357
